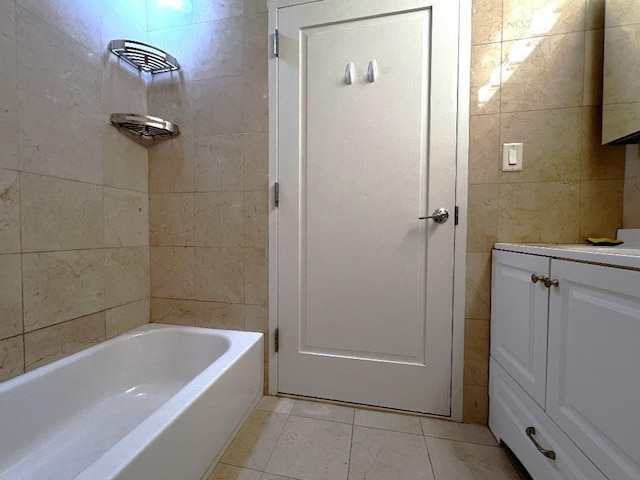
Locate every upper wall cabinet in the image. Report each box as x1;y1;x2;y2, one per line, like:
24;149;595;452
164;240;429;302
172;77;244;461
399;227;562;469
602;0;640;144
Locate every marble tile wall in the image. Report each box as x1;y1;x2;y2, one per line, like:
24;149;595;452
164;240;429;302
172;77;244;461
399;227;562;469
0;0;150;383
467;0;626;423
147;0;270;390
624;145;640;227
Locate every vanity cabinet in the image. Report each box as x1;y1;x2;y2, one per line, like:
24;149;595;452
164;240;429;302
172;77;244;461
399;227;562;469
489;246;640;480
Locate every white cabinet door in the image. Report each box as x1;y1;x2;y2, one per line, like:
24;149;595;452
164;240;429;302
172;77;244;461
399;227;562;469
491;250;550;407
547;259;640;480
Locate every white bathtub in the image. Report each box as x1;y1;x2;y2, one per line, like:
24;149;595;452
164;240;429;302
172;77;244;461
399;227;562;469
0;324;264;480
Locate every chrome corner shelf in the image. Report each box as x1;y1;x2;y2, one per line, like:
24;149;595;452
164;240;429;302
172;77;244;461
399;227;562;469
110;113;180;143
108;39;180;74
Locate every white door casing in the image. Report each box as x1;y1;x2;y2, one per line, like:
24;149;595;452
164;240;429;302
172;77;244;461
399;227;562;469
269;0;469;417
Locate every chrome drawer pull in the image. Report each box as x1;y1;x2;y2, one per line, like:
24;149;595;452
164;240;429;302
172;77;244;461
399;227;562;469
526;426;556;460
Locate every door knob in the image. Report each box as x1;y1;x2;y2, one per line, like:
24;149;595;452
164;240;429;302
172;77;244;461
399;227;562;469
418;208;449;224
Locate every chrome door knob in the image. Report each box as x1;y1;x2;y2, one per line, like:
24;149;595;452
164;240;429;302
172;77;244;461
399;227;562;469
419;208;449;224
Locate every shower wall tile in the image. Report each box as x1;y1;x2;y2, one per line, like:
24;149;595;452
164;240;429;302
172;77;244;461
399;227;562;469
16;0;102;54
147;16;244;82
245;248;267;306
150;246;195;299
244;190;268;248
502;0;586;41
195;191;244;247
22;249;105;332
20;173;104;252
101;56;147;117
100;0;147;48
243;133;268;191
244;0;267;14
0;169;20;254
0;111;19;170
150;193;195;246
243;71;269;133
603;24;640;105
197;301;245;330
16;6;102;117
245;304;268;334
149;135;195;193
102;127;149;193
471;0;502;45
500;32;585;112
147;81;200;138
195;247;245;303
498;181;580;243
195;76;246;136
104;247;150;309
0;0;17;112
499;108;582;183
151;297;198;326
18;91;102;185
579;179;624;239
106;299;149;339
24;311;105;371
0;336;24;382
104;188;148;247
0;254;22;340
581;106;626;180
194;134;244;192
194;0;244;22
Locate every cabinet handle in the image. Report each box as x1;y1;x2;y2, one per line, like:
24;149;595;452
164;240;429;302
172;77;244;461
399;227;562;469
531;274;544;284
542;277;559;288
525;426;556;460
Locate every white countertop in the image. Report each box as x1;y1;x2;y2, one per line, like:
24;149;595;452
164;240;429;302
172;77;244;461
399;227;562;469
494;243;640;270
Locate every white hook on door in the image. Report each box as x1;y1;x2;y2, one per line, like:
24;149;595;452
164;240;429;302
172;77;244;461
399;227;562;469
344;62;355;85
367;59;378;82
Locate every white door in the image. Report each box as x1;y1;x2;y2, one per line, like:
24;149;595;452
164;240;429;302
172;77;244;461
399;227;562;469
276;0;460;415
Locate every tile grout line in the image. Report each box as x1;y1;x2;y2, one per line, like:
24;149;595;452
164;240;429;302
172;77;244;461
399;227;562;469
345;421;355;480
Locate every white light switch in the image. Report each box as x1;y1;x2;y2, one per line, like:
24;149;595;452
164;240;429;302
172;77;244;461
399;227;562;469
502;143;523;171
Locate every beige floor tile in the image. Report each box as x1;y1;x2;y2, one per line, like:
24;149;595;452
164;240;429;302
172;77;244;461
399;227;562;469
265;416;352;480
420;417;497;446
220;410;288;471
348;426;434;480
260;474;297;480
426;438;520;479
354;409;423;435
255;395;295;414
209;463;262;480
291;399;355;424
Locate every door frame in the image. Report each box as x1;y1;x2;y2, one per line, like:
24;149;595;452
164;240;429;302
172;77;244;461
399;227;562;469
268;0;471;421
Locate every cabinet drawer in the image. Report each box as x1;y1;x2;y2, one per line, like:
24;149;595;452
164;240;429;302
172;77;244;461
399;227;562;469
491;250;549;407
489;359;607;480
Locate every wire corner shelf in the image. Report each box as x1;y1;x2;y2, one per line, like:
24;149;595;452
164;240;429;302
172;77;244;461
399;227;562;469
108;39;180;74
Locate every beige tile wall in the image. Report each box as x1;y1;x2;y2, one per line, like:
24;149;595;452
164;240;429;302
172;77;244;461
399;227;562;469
147;0;270;390
0;0;150;382
624;145;640;227
466;0;626;424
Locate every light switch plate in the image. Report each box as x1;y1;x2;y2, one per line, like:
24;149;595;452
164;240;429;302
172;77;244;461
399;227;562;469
502;143;523;172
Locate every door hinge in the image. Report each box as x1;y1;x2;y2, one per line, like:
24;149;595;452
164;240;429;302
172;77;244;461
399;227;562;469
454;206;459;226
274;328;280;352
274;182;280;207
273;29;279;57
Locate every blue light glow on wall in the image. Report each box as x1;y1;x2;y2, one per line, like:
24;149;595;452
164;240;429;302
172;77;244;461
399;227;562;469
148;0;193;31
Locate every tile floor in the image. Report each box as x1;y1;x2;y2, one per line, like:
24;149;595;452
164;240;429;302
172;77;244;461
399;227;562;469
208;396;521;480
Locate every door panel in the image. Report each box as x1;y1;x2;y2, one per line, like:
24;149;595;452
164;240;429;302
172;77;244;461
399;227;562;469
276;0;459;414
